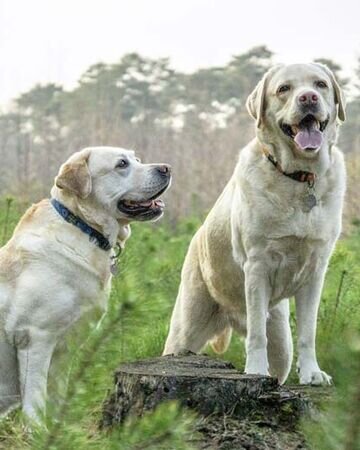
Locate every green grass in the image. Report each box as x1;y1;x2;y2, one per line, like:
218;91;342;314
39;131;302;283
0;198;359;449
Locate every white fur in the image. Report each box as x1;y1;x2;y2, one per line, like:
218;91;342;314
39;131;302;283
164;64;346;386
0;146;170;421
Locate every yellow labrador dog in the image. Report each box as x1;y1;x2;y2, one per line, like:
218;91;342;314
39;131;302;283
164;63;346;385
0;147;171;421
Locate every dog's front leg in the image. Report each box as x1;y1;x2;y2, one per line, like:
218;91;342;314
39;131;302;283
295;269;332;385
16;329;57;422
244;261;270;376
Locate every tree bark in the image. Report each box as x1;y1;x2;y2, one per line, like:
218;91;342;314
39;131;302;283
101;352;332;449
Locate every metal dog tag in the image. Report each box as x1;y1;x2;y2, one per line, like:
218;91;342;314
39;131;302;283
302;185;317;213
110;244;122;276
303;194;317;212
110;259;119;276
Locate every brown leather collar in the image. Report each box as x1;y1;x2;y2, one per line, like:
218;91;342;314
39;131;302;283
262;147;316;187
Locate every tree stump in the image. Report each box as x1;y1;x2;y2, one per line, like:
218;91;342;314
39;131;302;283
101;352;328;450
101;352;329;450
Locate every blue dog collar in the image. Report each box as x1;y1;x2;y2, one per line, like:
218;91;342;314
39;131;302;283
51;198;111;251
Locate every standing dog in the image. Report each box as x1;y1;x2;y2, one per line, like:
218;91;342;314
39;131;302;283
164;63;346;385
0;147;171;421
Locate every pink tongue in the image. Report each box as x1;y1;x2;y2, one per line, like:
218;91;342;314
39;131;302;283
294;129;323;150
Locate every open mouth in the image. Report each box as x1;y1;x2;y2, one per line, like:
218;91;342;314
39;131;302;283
280;114;329;151
117;184;168;219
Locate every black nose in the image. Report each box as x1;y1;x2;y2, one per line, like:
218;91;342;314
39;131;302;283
156;164;171;177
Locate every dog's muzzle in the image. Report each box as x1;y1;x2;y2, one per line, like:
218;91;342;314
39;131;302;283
117;166;171;221
280;113;329;152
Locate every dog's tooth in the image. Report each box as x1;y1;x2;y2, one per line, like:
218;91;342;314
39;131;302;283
139;200;152;207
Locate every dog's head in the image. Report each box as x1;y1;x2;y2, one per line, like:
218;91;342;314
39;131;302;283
53;147;172;223
246;63;346;159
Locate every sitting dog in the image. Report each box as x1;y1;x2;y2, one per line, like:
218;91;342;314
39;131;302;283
0;146;171;421
164;63;346;385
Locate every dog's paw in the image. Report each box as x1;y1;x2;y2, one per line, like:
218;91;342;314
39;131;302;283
299;369;332;385
245;369;270;377
245;350;269;377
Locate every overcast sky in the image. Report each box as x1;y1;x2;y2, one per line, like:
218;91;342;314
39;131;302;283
0;0;359;106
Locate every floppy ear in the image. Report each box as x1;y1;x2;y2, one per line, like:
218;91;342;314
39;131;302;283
55;149;92;198
246;65;282;128
314;63;346;122
246;76;267;128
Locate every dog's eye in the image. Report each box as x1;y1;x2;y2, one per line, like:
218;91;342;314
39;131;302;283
116;159;128;169
315;80;328;89
277;84;291;94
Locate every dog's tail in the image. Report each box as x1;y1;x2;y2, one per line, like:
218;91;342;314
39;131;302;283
209;327;233;354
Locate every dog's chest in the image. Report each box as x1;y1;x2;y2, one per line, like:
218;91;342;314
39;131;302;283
63;255;112;313
42;241;113;319
238;184;341;301
263;236;327;301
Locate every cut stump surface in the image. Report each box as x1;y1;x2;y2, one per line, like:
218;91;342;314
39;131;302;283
102;352;331;449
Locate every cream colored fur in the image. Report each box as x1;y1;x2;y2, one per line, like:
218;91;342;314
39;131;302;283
163;64;346;386
0;146;170;421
